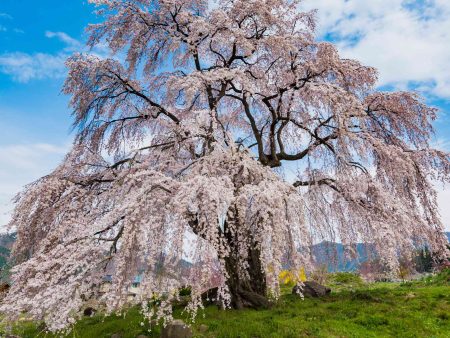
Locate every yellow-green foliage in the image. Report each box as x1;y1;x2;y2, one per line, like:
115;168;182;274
278;268;307;287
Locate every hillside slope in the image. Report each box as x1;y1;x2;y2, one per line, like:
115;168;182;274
3;271;450;338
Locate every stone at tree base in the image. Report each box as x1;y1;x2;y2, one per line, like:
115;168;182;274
238;289;271;309
292;281;331;298
201;287;270;309
160;320;193;338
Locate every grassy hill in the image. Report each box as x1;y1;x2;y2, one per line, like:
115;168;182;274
3;270;449;338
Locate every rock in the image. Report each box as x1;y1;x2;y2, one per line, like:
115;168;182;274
198;324;208;333
111;333;123;338
161;319;193;338
292;281;331;298
136;335;149;338
238;290;271;309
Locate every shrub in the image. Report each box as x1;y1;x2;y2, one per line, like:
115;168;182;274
279;268;307;287
178;286;192;297
326;272;365;291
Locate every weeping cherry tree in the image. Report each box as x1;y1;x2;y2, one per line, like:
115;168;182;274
2;0;450;331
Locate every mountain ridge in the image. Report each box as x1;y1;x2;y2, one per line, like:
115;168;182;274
0;232;448;273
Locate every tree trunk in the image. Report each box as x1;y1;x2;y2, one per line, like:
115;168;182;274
224;243;270;309
190;201;270;309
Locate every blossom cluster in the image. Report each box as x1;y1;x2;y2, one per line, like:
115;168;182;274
2;0;449;331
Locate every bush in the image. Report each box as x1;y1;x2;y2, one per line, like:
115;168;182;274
426;268;450;285
326;272;365;290
331;272;364;285
178;286;192;297
279;268;307;287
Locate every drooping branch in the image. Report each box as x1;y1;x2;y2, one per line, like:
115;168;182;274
3;0;450;332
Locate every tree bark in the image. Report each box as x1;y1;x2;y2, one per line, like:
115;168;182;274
223;242;270;309
189;192;270;309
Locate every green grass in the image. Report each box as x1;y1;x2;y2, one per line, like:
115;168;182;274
324;272;366;292
2;271;449;338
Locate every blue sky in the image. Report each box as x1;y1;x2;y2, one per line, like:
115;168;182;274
0;0;449;229
0;0;97;225
0;0;95;143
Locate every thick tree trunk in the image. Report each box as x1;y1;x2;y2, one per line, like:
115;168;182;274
190;194;270;309
224;244;270;309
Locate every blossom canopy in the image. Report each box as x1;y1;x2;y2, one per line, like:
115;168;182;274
2;0;449;331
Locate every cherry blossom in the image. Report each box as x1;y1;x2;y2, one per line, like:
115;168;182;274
1;0;449;331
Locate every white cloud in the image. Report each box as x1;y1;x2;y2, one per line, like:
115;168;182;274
0;30;110;83
431;138;450;152
299;1;450;230
0;143;69;227
45;31;81;51
0;52;67;82
0;13;12;20
0;31;81;82
302;0;450;98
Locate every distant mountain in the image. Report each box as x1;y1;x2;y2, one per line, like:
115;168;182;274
0;232;448;275
309;241;373;272
0;233;15;250
0;233;15;283
0;233;15;269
